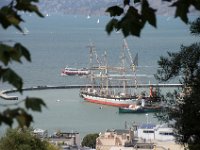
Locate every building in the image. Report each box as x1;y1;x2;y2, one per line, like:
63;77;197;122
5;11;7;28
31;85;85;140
96;129;135;150
49;131;80;149
96;123;184;150
137;123;175;141
33;128;48;139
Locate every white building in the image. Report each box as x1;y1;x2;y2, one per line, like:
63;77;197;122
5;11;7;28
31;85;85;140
33;128;48;139
137;123;175;141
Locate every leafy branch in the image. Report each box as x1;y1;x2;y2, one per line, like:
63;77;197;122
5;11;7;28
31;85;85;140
0;0;46;128
105;0;200;37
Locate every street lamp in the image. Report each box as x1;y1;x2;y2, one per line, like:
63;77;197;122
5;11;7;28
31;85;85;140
145;113;149;124
145;113;149;141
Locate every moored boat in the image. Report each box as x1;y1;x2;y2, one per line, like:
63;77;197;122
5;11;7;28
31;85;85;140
80;88;137;107
80;40;140;107
119;105;162;113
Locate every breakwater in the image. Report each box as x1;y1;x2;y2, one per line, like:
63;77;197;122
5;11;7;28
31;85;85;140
0;83;182;100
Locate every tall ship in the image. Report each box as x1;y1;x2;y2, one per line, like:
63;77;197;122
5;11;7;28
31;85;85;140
80;39;140;107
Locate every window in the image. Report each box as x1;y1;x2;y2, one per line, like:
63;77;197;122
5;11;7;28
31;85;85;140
159;132;174;135
143;130;154;133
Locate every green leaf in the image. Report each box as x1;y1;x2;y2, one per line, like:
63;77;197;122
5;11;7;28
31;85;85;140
141;0;157;27
191;0;200;10
0;113;13;127
171;0;189;23
14;43;31;62
0;44;12;65
124;0;130;6
4;108;33;127
119;6;144;37
0;43;31;65
16;111;33;127
25;97;46;112
15;1;44;17
27;4;44;17
1;68;23;92
0;6;23;32
105;18;119;35
106;6;124;17
134;0;141;3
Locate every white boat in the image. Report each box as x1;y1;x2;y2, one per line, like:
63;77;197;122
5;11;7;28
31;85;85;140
22;27;29;35
80;40;139;107
61;66;90;76
97;18;100;24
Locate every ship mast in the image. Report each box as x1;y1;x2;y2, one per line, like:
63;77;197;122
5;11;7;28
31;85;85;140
88;42;95;89
121;40;127;95
104;51;109;95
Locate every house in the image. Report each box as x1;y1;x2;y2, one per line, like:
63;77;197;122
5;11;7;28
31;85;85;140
96;129;135;150
49;131;80;149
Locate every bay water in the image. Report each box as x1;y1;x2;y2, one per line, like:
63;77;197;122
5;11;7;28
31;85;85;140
0;15;198;138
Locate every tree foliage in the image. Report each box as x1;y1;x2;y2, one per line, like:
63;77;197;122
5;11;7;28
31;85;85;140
106;2;200;148
0;0;46;128
106;0;200;37
190;17;200;36
155;18;200;150
81;133;99;148
0;128;58;150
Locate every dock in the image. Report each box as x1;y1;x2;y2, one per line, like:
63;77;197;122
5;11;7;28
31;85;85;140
0;91;18;100
0;83;182;100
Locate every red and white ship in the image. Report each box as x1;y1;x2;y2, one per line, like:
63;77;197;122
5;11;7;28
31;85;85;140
80;88;137;107
61;66;90;76
80;40;139;107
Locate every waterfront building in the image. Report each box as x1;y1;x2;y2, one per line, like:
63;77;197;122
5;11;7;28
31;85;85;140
49;131;80;149
33;128;48;139
137;123;174;141
96;129;135;150
96;123;184;150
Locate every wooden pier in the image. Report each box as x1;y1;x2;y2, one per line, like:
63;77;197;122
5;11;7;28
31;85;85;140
0;83;182;100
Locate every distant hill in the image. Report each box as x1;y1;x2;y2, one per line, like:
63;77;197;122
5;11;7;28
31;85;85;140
37;0;199;16
0;0;198;16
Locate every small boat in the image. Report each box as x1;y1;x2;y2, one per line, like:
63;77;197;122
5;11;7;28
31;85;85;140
23;27;29;35
61;66;90;76
97;18;100;24
119;103;162;113
87;15;91;19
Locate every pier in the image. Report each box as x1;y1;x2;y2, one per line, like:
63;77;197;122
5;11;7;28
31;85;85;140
0;83;182;100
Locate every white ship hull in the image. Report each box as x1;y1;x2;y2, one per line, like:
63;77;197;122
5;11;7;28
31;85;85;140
81;93;137;107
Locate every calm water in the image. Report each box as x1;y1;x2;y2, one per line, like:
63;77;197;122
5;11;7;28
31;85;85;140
0;88;174;139
0;15;198;138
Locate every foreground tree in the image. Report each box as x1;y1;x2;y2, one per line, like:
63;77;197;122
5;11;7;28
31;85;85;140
0;0;46;128
81;133;99;149
106;0;200;37
155;18;200;149
106;1;200;149
0;128;59;150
